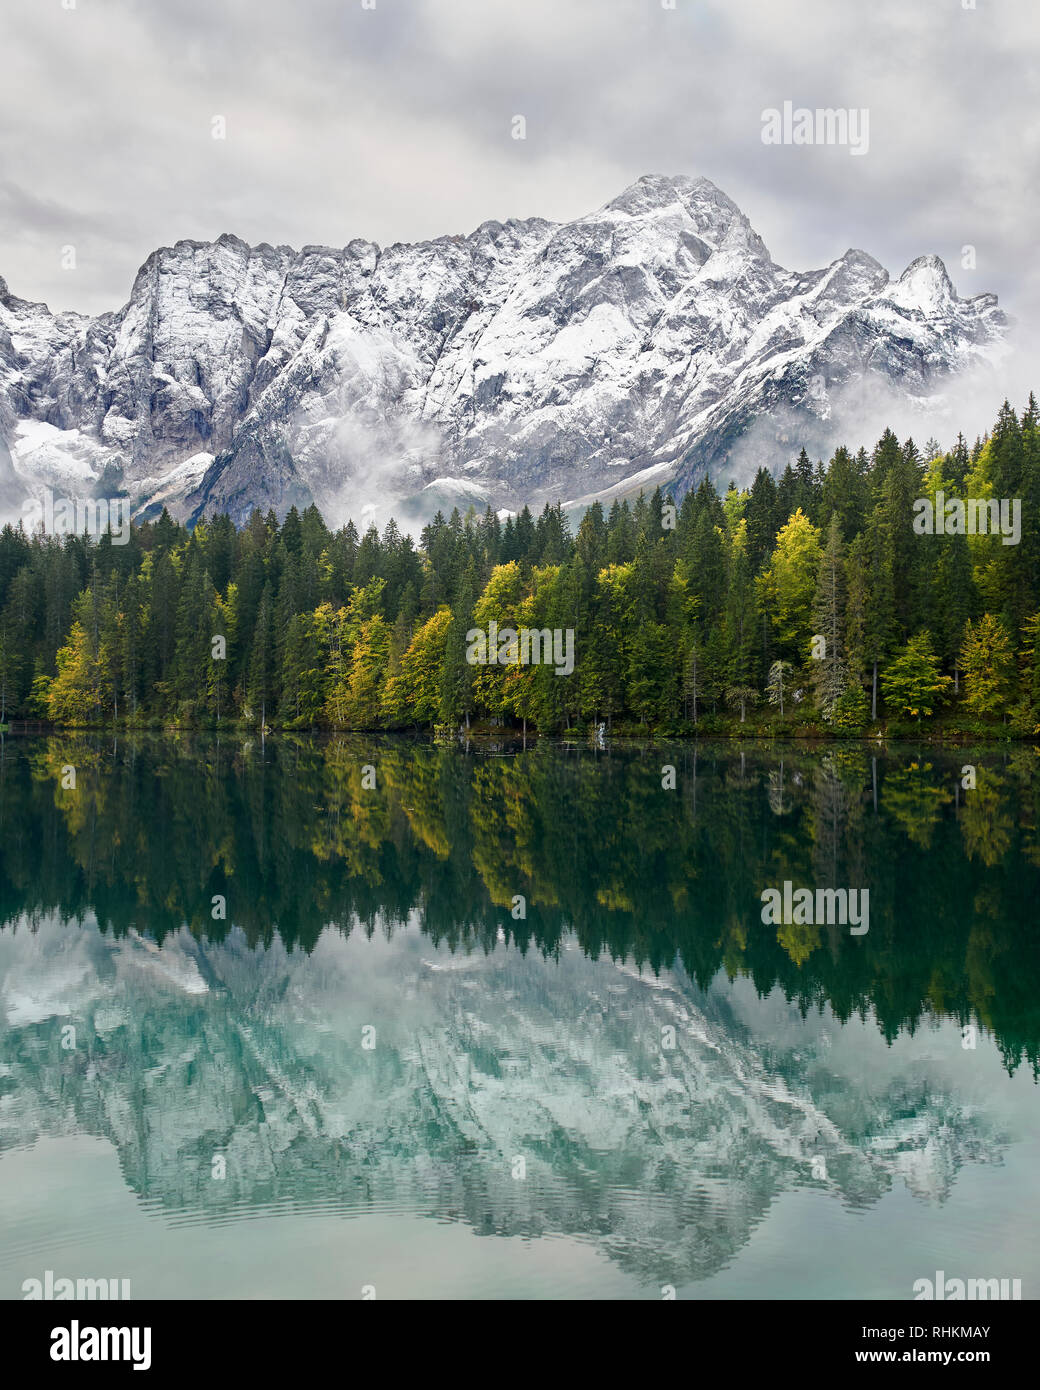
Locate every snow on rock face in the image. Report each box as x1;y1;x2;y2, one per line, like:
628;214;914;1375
884;254;956;317
11;420;105;490
0;175;1009;527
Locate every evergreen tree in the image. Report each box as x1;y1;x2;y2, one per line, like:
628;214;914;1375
960;614;1014;719
724;520;758;717
811;515;847;721
880;632;952;723
248;583;276;727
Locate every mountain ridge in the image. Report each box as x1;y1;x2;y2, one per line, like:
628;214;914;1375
0;174;1009;529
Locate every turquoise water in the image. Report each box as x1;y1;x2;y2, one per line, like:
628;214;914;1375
0;735;1037;1299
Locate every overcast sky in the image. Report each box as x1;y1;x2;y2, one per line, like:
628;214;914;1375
1;0;1038;339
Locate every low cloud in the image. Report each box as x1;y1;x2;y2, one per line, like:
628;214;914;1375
0;0;1036;334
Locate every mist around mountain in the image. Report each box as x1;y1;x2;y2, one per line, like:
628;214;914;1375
0;176;1008;530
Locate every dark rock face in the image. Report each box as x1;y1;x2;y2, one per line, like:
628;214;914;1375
0;177;1008;527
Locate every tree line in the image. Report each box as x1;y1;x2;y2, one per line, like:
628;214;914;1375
1;394;1039;734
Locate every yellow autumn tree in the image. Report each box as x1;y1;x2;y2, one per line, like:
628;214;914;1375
345;615;391;728
47;623;103;725
756;508;821;659
383;606;452;724
471;562;525;719
960;613;1014;719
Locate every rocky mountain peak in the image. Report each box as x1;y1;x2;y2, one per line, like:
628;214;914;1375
0;176;1009;529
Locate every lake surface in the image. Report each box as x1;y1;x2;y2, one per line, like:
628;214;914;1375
0;734;1037;1300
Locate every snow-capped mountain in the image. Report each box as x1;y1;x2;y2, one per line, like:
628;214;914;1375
0;175;1008;529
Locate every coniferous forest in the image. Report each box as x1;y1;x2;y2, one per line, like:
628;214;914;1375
2;395;1039;737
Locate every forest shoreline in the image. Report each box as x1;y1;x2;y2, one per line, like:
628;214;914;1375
5;397;1039;741
0;718;1028;746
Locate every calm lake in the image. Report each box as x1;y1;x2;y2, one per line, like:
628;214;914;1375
0;735;1037;1300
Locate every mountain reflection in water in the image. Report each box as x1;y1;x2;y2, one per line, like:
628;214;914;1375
0;736;1037;1298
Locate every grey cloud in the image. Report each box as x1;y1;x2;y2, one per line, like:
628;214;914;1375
0;0;1036;355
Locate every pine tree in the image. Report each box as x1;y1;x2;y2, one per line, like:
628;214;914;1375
811;515;847;721
880;632;952;723
859;504;897;719
765;660;793;717
440;568;478;728
248;583;276;727
960;614;1014;719
745;467;780;571
725;520;758;714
